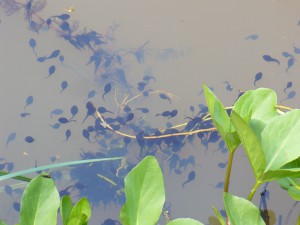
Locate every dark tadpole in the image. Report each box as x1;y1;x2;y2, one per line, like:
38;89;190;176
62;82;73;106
25;136;35;143
60;80;68;93
182;170;196;187
6;132;16;148
47;49;60;59
58;117;76;124
29;38;37;56
64;129;71;142
284;81;293;94
262;54;280;65
24;95;33;110
98;106;114;114
82;101;96;124
155;110;171;118
102;83;112;100
136;107;149;113
159;93;171;104
46;65;56;78
286;58;295;73
70;105;78;119
254;72;263;87
281;90;296;102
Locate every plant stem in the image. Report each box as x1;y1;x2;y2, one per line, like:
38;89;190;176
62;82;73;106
224;151;234;193
247;181;261;201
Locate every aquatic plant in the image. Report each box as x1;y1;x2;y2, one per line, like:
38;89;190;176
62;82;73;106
1;0;300;223
0;156;201;225
120;156;203;225
1;86;300;225
202;85;300;225
0;172;91;225
119;86;300;225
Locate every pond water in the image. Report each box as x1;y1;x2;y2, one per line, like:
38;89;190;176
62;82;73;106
0;0;300;224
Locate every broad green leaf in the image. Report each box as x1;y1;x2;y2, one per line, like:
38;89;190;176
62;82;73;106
233;88;277;120
263;168;300;182
230;111;266;180
233;88;277;138
262;110;300;171
61;195;73;225
297;212;300;225
68;197;91;224
0;220;8;225
259;161;300;183
211;206;226;225
166;218;204;225
223;193;265;225
248;119;267;143
120;156;165;225
203;84;240;152
19;174;60;225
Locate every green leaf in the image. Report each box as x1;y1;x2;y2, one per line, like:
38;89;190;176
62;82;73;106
166;218;204;225
19;174;60;225
262;110;300;171
233;88;278;138
223;193;265;225
0;157;123;181
0;220;8;225
277;177;300;201
68;197;91;224
120;156;165;225
269;158;300;181
233;88;277;119
282;156;300;169
277;177;294;190
61;196;73;225
67;215;88;225
288;186;300;201
263;168;300;182
211;206;226;225
203;84;240;152
230;111;266;180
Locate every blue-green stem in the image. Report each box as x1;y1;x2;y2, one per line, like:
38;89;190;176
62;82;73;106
0;157;123;182
0;171;31;182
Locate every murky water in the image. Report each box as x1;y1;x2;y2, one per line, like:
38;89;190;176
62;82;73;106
1;0;300;224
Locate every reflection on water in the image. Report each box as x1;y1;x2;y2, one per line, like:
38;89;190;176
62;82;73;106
1;0;300;224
